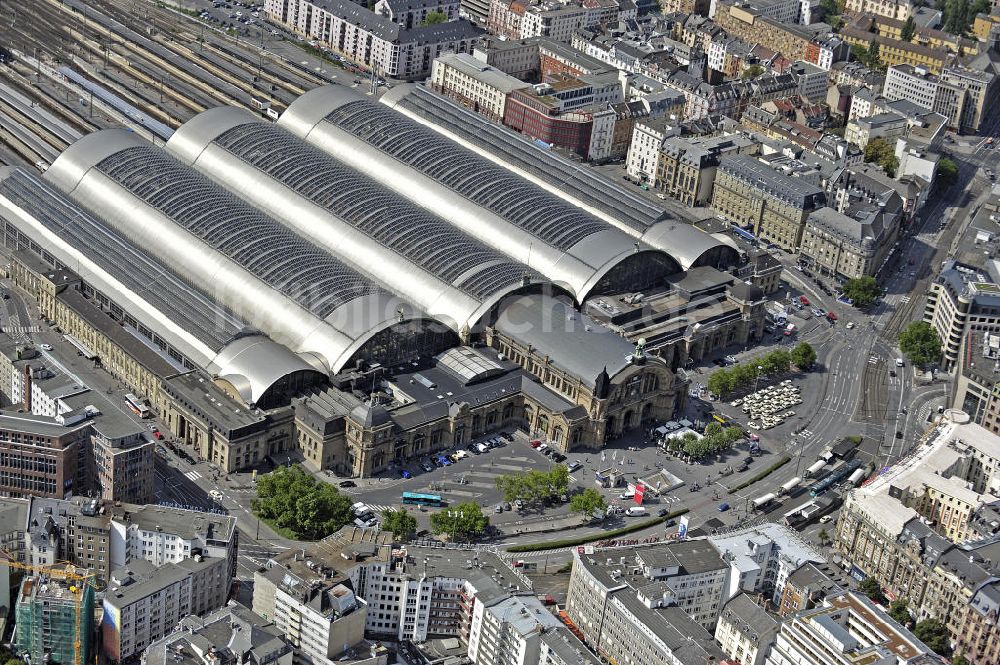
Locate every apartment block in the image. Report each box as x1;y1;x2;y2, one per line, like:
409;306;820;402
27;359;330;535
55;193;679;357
766;592;934;665
713;2;836;63
711;154;826;251
140;603;301;665
264;0;482;80
102;558;227;662
715;593;778;665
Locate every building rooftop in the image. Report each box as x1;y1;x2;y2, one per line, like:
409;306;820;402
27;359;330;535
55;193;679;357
719;154;825;208
160;372;271;437
435;53;529;94
110;503;237;546
144;602;293;665
720;593;779;642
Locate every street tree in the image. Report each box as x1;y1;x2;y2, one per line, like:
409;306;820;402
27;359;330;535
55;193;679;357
841;276;880;307
252;466;354;540
936;157;958;187
818;528;830;546
791;342;817;369
740;64;765;80
888;599;911;625
858;576;886;604
382;508;417;541
864;137;898;176
899;321;942;366
569;488;607;518
430;502;489;541
913;619;952;656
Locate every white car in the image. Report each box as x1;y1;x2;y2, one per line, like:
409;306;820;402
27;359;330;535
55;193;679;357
40;343;53;351
846;321;855;329
209;490;224;502
819;514;834;524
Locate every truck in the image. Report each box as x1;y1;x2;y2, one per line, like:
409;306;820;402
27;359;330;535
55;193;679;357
847;467;866;486
752;493;778;510
779;477;802;495
805;460;826;478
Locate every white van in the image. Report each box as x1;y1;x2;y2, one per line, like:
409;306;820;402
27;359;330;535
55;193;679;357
896;358;904;367
625;506;647;517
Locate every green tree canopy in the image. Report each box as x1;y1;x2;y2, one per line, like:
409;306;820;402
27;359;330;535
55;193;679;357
495;466;570;505
741;64;765;80
900;15;916;40
864;137;899;176
913;618;952;656
899;321;942;366
888;599;911;626
858;576;886;604
421;10;448;24
791;342;817;369
842;276;881;307
252;466;354;540
936;157;958;187
569;488;607;518
382;508;417;541
430;502;489;541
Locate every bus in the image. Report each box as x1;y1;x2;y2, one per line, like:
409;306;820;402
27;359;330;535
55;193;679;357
402;492;444;507
124;393;150;419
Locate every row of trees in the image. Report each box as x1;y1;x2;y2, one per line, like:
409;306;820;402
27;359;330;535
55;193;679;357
706;344;816;398
664;423;745;460
252;466;354;540
941;0;990;35
495;465;570;506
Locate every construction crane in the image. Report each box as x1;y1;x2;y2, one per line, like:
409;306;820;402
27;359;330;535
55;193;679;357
0;552;96;665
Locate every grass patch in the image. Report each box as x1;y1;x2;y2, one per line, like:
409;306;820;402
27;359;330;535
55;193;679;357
556;561;573;573
507;508;689;553
727;456;790;493
845;435;863;444
256;516;302;541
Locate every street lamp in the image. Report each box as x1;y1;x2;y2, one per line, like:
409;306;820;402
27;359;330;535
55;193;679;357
754;365;764;393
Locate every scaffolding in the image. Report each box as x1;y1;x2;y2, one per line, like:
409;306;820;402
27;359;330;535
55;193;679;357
11;564;95;665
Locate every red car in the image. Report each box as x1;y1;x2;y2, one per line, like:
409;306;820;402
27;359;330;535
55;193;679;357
530;439;543;448
799;295;810;306
153;431;164;440
826;311;838;322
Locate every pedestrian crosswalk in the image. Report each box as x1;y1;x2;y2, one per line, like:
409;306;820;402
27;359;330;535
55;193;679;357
183;470;202;481
799;429;814;439
364;504;396;514
899;296;911;304
868;355;879;365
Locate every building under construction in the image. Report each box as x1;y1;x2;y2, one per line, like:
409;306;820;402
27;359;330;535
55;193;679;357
14;574;95;665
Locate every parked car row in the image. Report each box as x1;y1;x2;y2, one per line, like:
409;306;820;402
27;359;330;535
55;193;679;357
528;439;566;462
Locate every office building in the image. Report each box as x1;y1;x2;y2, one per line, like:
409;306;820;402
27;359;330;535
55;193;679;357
800;200;902;281
883;64;966;131
653;133;759;206
430;53;529;122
